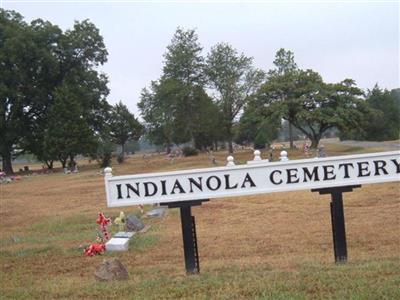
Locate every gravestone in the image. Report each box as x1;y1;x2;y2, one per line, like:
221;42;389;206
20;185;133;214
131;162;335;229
146;207;166;218
94;259;129;281
318;145;327;158
105;238;129;251
125;215;145;232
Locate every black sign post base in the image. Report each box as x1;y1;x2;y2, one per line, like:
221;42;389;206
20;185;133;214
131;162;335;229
311;185;361;264
162;199;209;274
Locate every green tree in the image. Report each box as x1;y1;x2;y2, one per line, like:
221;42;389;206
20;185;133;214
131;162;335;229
93;131;115;168
42;84;99;169
28;19;109;168
109;101;143;162
0;9;109;172
205;43;265;153
162;28;205;145
258;67;368;148
236;102;281;149
189;86;224;150
343;86;400;141
264;48;299;148
0;10;62;173
138;79;178;153
139;77;223;152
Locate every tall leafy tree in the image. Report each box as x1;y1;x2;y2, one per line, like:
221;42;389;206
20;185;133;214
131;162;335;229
265;48;299;148
0;9;109;172
258;67;368;148
365;86;400;141
109;101;143;162
236;101;281;149
205;43;265;153
138;78;179;153
162;28;205;145
342;86;400;141
0;10;62;173
163;28;204;85
42;84;99;168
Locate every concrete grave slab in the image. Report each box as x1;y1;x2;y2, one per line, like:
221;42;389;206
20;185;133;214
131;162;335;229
106;238;129;251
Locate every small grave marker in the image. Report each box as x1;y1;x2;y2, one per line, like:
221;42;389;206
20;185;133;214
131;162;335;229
146;207;166;218
105;238;130;251
94;259;129;281
125;215;145;232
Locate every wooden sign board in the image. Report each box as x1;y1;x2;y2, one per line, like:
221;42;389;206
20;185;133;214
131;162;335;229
105;151;400;207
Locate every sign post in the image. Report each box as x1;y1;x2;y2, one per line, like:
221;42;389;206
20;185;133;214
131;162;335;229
312;185;361;263
162;199;208;274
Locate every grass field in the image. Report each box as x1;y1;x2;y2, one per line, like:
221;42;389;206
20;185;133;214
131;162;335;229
1;145;399;299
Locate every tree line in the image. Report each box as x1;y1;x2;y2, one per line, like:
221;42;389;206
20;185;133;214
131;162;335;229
138;28;399;152
1;10;399;174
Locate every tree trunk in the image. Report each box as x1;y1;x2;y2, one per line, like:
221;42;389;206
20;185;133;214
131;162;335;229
69;153;76;169
310;135;321;149
226;121;234;154
190;137;196;149
289;122;294;149
1;150;14;175
166;144;171;154
228;140;233;154
45;160;54;169
59;154;67;169
119;143;125;163
121;143;125;158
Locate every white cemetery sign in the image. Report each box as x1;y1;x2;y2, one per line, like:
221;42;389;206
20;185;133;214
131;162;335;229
104;151;400;207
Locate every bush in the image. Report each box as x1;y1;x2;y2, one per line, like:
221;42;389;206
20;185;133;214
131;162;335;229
117;153;124;164
182;146;198;157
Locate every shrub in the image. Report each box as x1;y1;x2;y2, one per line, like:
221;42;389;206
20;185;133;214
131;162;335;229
117;153;124;164
182;146;198;157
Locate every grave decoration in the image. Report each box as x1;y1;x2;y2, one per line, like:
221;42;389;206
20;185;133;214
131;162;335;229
114;211;126;231
96;212;111;241
103;151;400;274
84;236;106;257
84;213;111;256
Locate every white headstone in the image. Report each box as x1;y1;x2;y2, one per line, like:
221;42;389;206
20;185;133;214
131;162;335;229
105;238;129;251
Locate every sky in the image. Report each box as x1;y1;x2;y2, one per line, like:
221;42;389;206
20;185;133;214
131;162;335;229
2;1;399;117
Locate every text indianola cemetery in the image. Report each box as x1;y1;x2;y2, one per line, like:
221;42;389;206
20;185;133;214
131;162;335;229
104;151;400;273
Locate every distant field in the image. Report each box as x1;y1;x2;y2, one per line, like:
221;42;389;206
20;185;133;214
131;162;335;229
1;144;399;299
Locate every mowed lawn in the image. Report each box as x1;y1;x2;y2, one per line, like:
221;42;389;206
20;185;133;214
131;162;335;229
1;146;399;299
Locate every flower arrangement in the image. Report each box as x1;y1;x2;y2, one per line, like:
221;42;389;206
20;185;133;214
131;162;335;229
84;212;111;257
